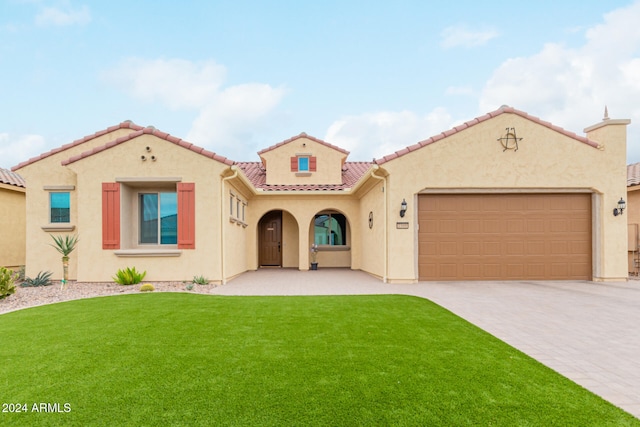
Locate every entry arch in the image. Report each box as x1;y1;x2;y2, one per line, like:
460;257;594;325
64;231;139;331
257;209;300;268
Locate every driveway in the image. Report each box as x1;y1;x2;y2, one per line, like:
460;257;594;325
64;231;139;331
214;269;640;419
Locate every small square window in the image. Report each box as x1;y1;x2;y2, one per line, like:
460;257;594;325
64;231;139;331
50;192;70;223
298;157;309;171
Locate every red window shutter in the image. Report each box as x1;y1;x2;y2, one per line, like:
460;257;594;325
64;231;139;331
290;156;298;172
102;183;120;249
309;156;317;172
177;182;195;249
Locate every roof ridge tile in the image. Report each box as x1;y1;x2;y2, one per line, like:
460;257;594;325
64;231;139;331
12;121;144;171
60;126;234;166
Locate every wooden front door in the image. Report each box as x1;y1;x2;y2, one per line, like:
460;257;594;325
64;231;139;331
259;211;282;267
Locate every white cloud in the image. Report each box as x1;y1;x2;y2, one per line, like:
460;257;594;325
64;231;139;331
105;58;286;160
440;24;499;49
0;133;47;169
35;4;91;27
105;58;227;110
324;108;454;161
186;83;286;159
479;0;640;162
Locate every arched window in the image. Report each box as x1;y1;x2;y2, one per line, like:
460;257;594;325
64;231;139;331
314;213;347;246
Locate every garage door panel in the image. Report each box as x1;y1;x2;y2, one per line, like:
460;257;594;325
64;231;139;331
527;219;545;233
418;193;591;281
483;242;501;255
506;241;524;255
439;242;458;255
483;220;500;233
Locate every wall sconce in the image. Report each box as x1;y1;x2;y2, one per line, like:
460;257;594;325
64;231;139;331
400;199;407;217
613;197;626;216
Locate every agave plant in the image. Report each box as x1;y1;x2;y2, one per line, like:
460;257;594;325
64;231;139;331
50;234;79;258
50;234;79;289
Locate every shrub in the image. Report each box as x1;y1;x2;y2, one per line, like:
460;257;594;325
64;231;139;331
15;266;25;282
185;283;195;291
113;267;147;285
139;283;155;292
20;271;54;287
192;275;209;285
0;267;16;300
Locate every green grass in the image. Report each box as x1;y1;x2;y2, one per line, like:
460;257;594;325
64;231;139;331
0;293;637;426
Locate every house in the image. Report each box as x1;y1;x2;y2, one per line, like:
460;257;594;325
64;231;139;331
626;162;640;274
12;106;630;283
0;167;26;270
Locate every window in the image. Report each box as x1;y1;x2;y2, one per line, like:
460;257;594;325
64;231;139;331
290;155;316;172
139;192;177;244
298;156;309;171
314;213;347;245
50;192;70;223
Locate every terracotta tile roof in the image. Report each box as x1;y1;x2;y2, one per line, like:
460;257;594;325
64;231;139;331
375;106;601;165
237;161;373;191
61;126;234;166
257;132;350;156
12;121;143;171
628;163;640;187
0;167;25;188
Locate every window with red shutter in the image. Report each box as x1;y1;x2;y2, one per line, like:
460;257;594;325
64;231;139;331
290;156;298;172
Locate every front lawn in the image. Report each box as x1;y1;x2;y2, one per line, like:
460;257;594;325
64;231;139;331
0;293;637;426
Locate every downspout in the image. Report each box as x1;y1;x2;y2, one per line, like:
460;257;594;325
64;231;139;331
220;165;238;285
370;166;388;283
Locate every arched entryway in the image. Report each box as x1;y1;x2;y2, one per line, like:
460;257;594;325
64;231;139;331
258;210;282;267
310;209;352;268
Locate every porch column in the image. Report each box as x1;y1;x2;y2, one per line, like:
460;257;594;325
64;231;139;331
299;225;309;271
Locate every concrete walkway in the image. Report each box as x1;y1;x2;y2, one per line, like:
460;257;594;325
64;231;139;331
213;269;640;419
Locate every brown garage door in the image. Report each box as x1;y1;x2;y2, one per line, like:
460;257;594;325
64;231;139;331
418;193;592;281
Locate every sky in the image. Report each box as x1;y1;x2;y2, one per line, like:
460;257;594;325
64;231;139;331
1;0;640;169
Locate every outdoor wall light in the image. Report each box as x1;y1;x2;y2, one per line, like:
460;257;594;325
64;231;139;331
400;199;407;217
613;197;626;216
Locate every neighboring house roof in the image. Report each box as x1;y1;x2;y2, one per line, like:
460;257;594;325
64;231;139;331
375;105;601;165
0;167;26;188
12;121;143;171
628;163;640;187
237;161;373;191
257;132;350;156
61;126;234;166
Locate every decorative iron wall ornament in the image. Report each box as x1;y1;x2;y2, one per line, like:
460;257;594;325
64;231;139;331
497;127;522;152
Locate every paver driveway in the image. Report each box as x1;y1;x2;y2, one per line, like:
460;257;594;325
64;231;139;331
215;269;640;419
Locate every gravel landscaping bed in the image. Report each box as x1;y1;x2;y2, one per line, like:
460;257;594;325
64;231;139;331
0;281;218;315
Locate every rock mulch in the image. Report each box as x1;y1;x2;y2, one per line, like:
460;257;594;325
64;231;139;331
0;281;217;315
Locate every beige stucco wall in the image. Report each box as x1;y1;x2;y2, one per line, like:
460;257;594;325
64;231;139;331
381;112;629;283
222;178;251;282
65;134;233;282
16;128;138;281
356;178;386;280
259;137;346;185
0;184;26;270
